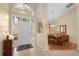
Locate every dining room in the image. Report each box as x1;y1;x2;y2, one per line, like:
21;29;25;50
48;4;77;50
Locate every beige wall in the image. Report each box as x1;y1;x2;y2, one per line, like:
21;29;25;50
0;4;9;55
76;4;79;50
36;4;48;50
51;7;77;43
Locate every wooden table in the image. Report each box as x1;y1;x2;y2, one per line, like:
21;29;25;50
48;34;69;45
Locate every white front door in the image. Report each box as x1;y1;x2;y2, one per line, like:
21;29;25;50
11;15;36;47
17;17;35;46
17;19;30;46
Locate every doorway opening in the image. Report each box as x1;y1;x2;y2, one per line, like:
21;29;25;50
48;24;77;50
10;3;36;51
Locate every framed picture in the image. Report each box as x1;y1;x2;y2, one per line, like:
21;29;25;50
38;22;43;33
60;25;67;34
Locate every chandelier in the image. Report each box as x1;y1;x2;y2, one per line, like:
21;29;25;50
13;3;34;15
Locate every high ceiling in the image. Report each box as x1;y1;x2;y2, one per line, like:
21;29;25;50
48;3;76;20
12;3;34;16
1;3;75;20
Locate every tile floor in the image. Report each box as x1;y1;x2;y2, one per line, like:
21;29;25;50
13;46;45;56
13;45;79;56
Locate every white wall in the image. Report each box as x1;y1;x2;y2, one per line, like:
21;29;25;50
0;4;9;55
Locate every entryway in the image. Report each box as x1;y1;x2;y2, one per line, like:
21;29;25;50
10;3;36;51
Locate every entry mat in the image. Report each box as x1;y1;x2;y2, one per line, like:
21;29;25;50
17;44;33;51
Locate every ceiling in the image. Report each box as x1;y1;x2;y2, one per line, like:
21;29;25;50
11;3;34;16
48;3;76;20
4;3;75;19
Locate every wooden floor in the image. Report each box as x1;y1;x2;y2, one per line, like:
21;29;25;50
48;42;77;50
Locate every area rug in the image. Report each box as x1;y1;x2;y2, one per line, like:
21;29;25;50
17;44;33;51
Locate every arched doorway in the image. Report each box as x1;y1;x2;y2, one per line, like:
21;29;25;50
10;3;36;50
